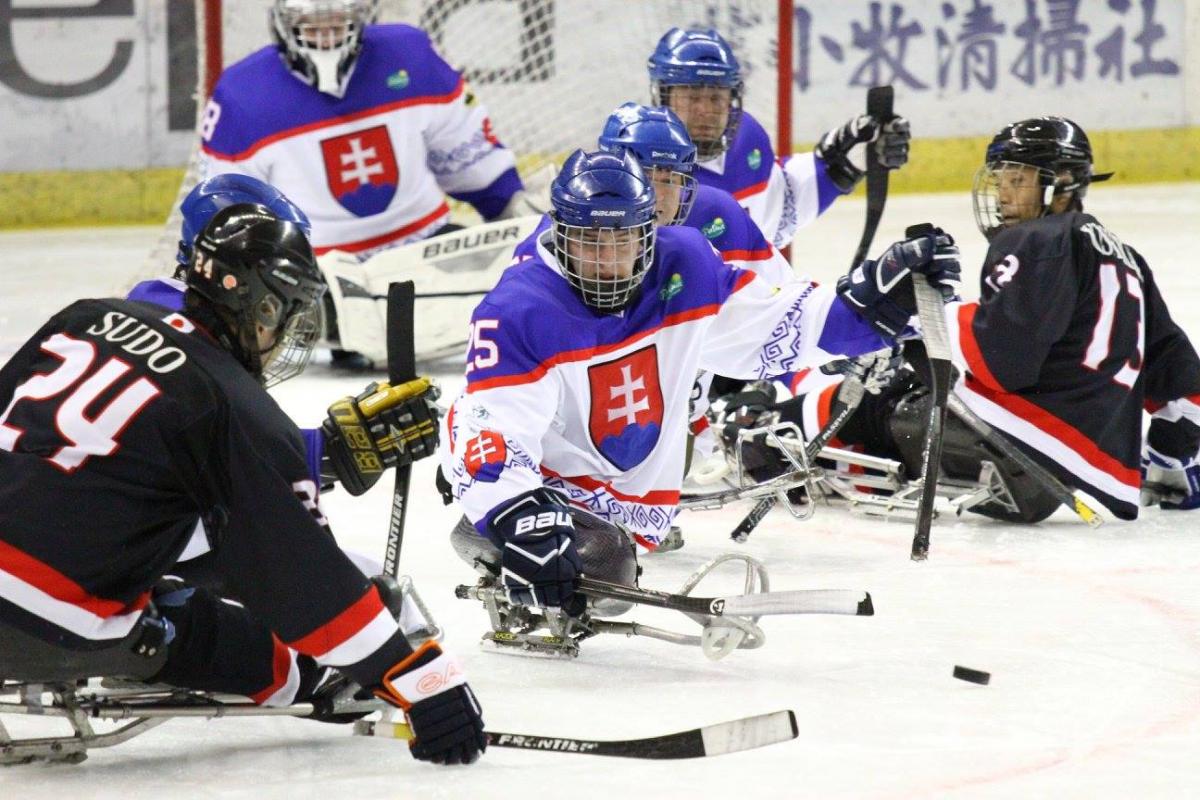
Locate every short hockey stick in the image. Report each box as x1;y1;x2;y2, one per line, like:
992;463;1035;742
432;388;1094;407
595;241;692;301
354;709;798;759
729;373;868;542
946;393;1104;527
384;281;417;577
680;466;820;511
907;223;953;561
850;85;895;268
578;577;874;618
723;84;895;543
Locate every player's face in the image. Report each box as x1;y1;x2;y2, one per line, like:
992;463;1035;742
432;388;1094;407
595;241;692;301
651;167;684;226
256;323;280;356
667;85;732;147
294;10;353;49
995;163;1046;225
564;227;641;280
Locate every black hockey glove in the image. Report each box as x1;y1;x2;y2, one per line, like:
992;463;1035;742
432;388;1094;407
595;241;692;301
322;378;440;496
836;228;961;338
375;641;487;765
814;114;911;192
489;488;585;616
717;382;786;482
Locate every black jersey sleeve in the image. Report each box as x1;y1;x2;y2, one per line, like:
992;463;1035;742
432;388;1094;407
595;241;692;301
967;223;1080;391
198;401;414;685
1139;257;1200;463
1140;258;1200;407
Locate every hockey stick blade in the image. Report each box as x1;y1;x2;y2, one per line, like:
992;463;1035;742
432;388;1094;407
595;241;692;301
579;577;873;618
384;281;417;577
354;710;798;759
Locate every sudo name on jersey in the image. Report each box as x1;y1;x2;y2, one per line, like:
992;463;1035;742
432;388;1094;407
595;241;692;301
85;311;188;374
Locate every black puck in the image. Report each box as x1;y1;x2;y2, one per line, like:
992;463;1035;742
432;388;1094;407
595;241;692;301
953;665;990;685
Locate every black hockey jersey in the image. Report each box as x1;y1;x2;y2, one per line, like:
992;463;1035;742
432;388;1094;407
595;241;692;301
0;299;410;686
944;212;1200;519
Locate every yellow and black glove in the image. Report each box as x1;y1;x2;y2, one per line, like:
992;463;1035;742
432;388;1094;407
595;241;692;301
321;378;440;496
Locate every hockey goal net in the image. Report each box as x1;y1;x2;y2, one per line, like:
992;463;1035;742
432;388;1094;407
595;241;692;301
140;0;795;283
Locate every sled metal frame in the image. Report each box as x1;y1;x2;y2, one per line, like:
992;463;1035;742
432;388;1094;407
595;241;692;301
0;679;385;766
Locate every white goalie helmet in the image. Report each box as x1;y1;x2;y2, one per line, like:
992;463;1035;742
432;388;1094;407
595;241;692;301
271;0;379;97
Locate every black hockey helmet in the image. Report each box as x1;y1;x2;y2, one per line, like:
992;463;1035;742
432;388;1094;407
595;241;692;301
973;116;1113;237
185;203;326;386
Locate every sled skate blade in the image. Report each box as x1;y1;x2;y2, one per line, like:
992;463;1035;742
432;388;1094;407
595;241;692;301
480;631;580;659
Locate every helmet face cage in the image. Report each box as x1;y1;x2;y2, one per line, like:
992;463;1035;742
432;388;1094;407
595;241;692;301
652;82;743;160
552;220;656;312
257;298;323;388
271;0;377;97
972;160;1057;238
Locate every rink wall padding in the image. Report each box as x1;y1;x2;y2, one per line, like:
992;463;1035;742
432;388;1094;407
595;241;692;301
2;127;1197;230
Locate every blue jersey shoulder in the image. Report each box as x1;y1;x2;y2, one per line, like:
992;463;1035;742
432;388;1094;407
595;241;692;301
466;226;737;386
696;112;775;197
684;184;769;256
206;24;461;158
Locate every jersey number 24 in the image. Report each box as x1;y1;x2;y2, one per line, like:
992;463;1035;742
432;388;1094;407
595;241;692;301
0;333;161;472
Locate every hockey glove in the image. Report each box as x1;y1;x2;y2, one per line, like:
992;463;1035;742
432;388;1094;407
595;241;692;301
717;382;786;482
815;114;912;192
836;228;961;338
322;378;440;496
489;488;585;616
375;641;487;765
1142;447;1200;511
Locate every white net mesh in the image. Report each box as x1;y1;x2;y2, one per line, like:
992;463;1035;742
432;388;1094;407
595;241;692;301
136;0;786;288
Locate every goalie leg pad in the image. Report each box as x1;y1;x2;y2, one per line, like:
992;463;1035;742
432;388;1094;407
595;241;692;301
888;391;1060;523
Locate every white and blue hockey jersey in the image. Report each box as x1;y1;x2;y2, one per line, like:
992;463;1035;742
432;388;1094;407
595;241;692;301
199;24;522;256
441;225;886;550
696;112;846;249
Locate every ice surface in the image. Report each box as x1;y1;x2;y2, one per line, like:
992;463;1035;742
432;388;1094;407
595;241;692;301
1;186;1199;799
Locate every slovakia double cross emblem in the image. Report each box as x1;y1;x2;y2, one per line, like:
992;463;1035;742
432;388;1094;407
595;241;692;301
320;125;399;217
588;346;664;470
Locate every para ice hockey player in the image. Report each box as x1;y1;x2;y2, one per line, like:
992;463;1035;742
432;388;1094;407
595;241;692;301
200;0;529;368
438;148;958;619
647;27;911;248
129;173;440;503
0;205;485;765
201;0;525;257
730;117;1200;522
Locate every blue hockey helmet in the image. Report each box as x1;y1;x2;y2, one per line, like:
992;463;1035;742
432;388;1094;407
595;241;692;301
598;103;697;226
549;149;657;312
647;28;744;159
177;174;311;269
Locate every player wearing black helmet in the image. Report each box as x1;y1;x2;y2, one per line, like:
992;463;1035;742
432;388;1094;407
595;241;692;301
972;117;1114;238
0;204;486;765
725;117;1200;523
